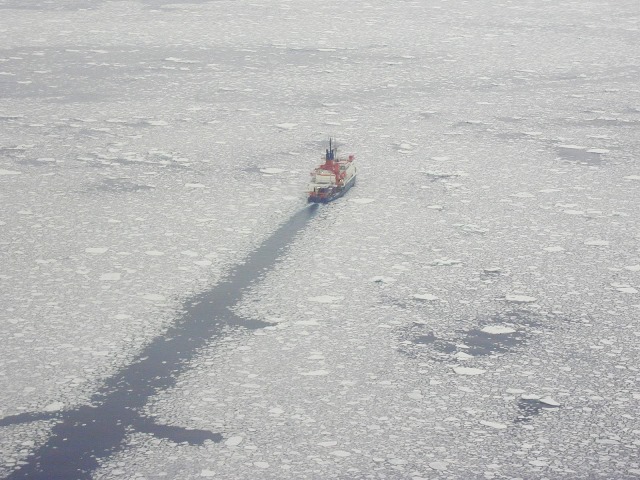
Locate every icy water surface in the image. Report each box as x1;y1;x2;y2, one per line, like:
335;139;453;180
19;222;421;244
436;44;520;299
1;0;640;478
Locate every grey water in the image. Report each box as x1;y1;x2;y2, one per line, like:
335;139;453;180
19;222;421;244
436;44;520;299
0;204;318;479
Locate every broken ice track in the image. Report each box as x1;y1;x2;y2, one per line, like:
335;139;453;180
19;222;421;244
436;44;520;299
0;204;319;479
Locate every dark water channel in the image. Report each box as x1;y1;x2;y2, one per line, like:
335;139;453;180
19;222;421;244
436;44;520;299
0;204;318;479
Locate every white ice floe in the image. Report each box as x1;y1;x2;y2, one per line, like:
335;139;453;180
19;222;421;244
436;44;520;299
259;167;285;174
505;294;537;303
330;450;351;457
539;396;561;407
625;265;640;272
617;286;638;294
412;294;439;301
430;258;461;266
225;436;243;447
185;183;206;189
428;461;449;471
146;120;169;126
454;351;474;360
584;239;609;246
308;295;342;303
0;169;22;175
141;294;166;302
587;148;609;154
43;401;65;412
543;246;565;252
274;123;297;130
506;388;526;394
481;325;516;334
623;175;640;180
144;250;165;256
349;198;375;204
99;273;121;281
300;370;330;376
479;420;507;429
453;366;486;375
85;247;108;254
200;470;216;477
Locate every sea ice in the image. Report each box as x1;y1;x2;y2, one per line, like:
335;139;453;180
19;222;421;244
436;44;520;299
370;276;395;283
505;294;537;303
624;265;640;272
479;420;507;429
224;436;243;447
200;470;216;477
543;246;565;252
330;450;351;457
274;123;297;130
481;325;516;334
43;402;64;412
85;247;108;254
584;240;609;246
259;168;285;174
99;273;121;281
0;169;22;175
308;295;342;303
349;198;375;204
300;370;330;376
412;294;439;301
623;175;640;180
453;367;486;375
429;461;448;471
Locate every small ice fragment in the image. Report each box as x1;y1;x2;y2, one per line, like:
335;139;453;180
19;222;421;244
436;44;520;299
144;250;164;256
430;258;461;266
194;260;212;266
453;367;486;376
142;294;166;302
85;247;108;254
185;183;205;188
624;175;640;180
300;370;330;376
624;265;640;272
388;458;408;465
254;462;269;469
587;148;609;154
43;402;64;412
0;169;22;175
529;460;548;467
543;246;565;252
200;470;216;477
147;120;169;126
481;325;516;334
584;239;609;246
181;250;198;257
483;267;501;274
99;272;121;281
225;436;243;447
259;167;285;174
412;294;439;301
479;420;507;429
505;294;537;303
274;123;297;130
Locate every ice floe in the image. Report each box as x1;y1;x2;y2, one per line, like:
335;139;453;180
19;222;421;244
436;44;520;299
349;198;375;204
308;295;342;303
504;294;537;303
0;169;21;175
481;325;516;334
411;293;439;301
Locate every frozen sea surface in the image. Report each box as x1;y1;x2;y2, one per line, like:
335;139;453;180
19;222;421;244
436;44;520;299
1;0;640;478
